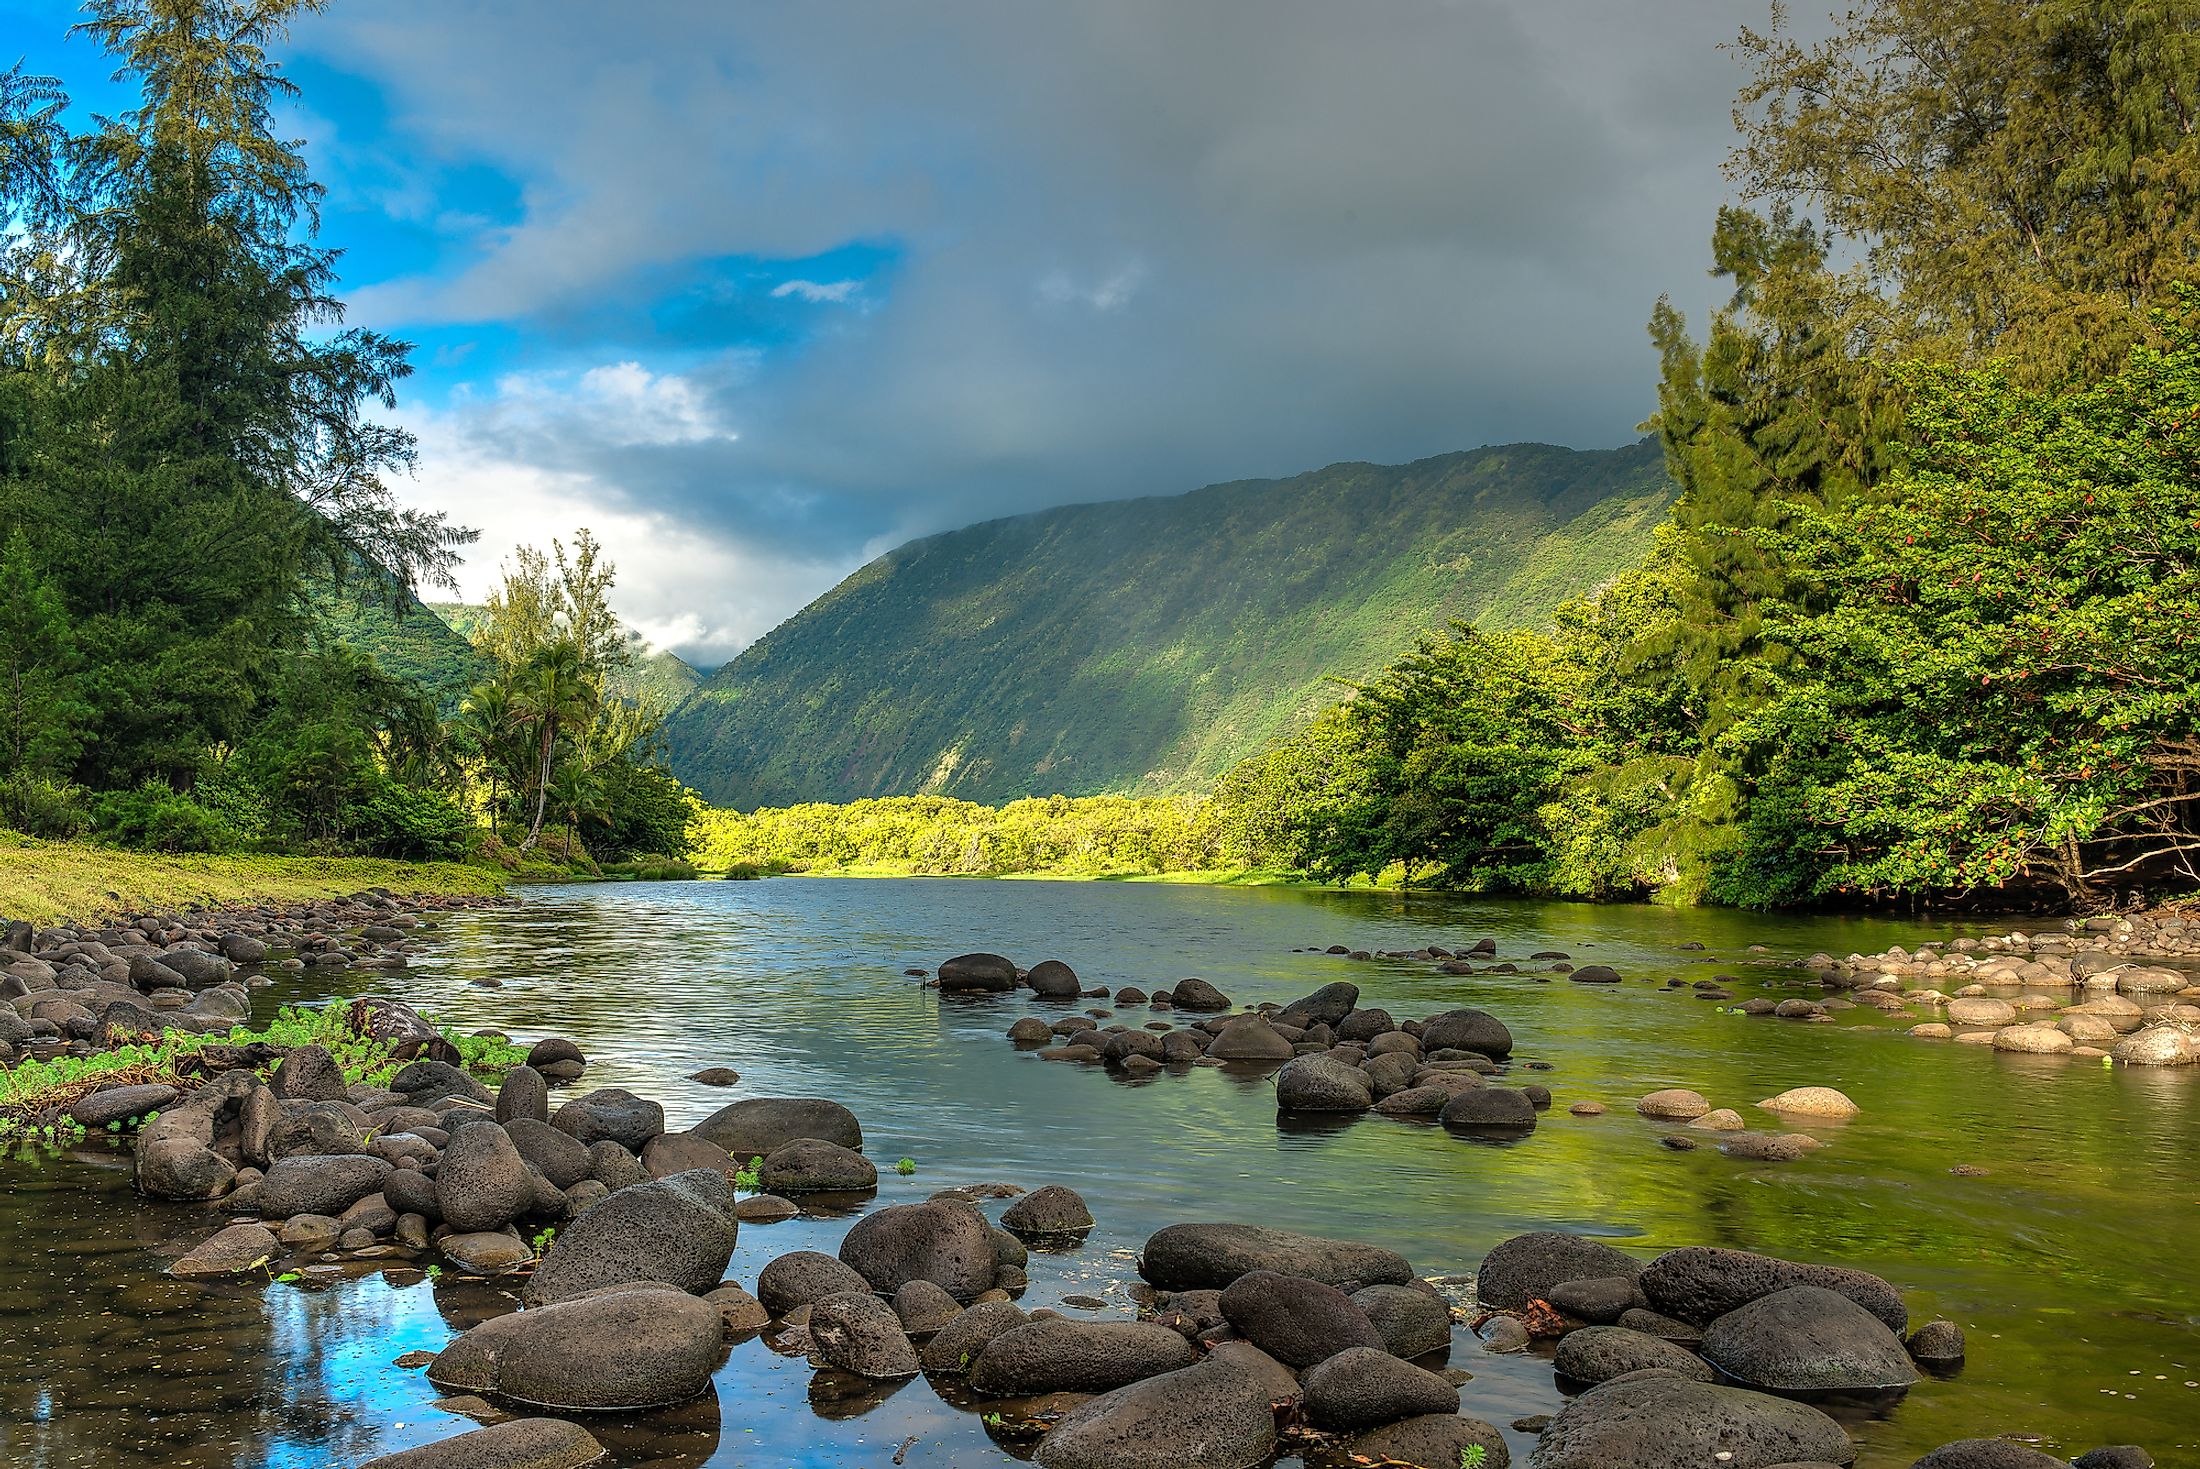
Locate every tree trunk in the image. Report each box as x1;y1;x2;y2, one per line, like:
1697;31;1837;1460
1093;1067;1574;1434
519;729;553;850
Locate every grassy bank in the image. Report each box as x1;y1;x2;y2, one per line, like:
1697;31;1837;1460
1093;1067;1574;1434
0;835;511;927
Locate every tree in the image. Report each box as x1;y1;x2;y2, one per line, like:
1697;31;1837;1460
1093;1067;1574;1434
0;531;86;776
510;639;595;849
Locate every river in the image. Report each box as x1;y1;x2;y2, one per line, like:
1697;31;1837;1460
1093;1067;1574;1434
2;877;2194;1468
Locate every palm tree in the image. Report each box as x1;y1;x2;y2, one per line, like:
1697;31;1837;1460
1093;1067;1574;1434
510;639;596;850
453;678;518;824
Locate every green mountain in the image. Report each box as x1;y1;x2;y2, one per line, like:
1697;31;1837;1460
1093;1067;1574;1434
308;575;493;711
425;603;707;708
665;439;1674;808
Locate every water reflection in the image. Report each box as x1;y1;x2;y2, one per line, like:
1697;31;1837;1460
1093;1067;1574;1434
1;879;2195;1467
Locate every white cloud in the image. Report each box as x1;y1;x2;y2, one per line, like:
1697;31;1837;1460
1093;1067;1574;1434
1037;263;1146;314
770;278;862;304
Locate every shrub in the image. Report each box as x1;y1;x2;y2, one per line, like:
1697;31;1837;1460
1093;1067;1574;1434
91;781;242;853
344;774;473;861
0;772;89;839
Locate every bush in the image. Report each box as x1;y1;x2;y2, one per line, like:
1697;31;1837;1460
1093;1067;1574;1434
91;781;242;853
594;762;698;861
0;772;89;839
343;774;473;861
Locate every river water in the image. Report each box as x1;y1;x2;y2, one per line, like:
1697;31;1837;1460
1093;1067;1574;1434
2;877;2195;1468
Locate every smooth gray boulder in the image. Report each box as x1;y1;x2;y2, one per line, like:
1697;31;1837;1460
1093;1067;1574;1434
1218;1269;1385;1368
840;1199;999;1302
1700;1285;1920;1391
426;1284;723;1411
1418;1008;1513;1057
938;952;1019;992
1032;1351;1280;1469
437;1123;533;1232
548;1088;663;1152
1553;1325;1713;1385
1352;1283;1454;1359
356;1417;608;1469
1140;1222;1413;1291
970;1319;1199;1396
1349;1415;1511;1469
1527;1373;1854;1469
691;1096;863;1157
256;1154;391;1218
1641;1246;1907;1334
523;1170;740;1306
1476;1232;1645;1312
1300;1345;1461;1429
755;1250;872;1317
918;1300;1028;1375
808;1290;920;1378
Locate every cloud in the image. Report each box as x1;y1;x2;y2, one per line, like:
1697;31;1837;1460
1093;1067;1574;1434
291;0;1783;659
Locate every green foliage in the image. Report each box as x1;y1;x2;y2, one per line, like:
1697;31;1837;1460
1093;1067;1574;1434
306;572;491;713
0;770;88;838
91;780;245;853
732;1156;762;1192
894;1157;916;1176
666;442;1672;807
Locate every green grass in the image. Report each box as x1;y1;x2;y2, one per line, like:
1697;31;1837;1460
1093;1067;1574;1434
0;833;508;927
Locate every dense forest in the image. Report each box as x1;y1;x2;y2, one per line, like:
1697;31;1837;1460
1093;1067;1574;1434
668;441;1671;806
1207;0;2200;911
0;1;690;868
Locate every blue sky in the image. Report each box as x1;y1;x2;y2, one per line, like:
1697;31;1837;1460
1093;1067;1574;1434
5;1;1769;666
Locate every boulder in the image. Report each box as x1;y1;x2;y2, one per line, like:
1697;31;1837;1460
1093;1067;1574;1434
1756;1086;1859;1118
1300;1345;1460;1429
920;1300;1028;1375
892;1278;964;1335
1275;1055;1374;1112
939;952;1019;992
1637;1089;1712;1120
1280;981;1360;1028
1351;1282;1453;1359
705;1284;770;1336
641;1131;739;1181
970;1319;1200;1395
1546;1275;1641;1324
495;1066;551;1125
808;1290;920;1378
1031;1351;1281;1469
169;1222;279;1278
1027;960;1082;997
2111;1025;2197;1066
1347;1416;1511;1469
690;1096;863;1157
1439;1087;1537;1133
1910;1443;2070;1469
72;1082;178;1129
1528;1373;1854;1469
1640;1246;1907;1334
1168;977;1232;1012
256;1154;392;1218
548;1088;664;1152
1206;1013;1296;1061
356;1418;608;1469
440;1231;535;1274
758;1138;877;1194
839;1199;998;1301
1001;1184;1095;1238
1946;997;2017;1027
1476;1232;1644;1313
1141;1222;1413;1291
1418;1009;1512;1057
426;1284;723;1410
525;1037;586;1079
1552;1325;1712;1384
1219;1269;1386;1367
756;1250;872;1317
1700;1284;1919;1391
524;1169;740;1305
271;1045;349;1102
390;1058;493;1108
505;1117;595;1190
437;1123;534;1232
1907;1318;1966;1365
587;1140;647;1192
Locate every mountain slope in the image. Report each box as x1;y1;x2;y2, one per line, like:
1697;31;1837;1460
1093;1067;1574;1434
308;575;493;711
665;439;1673;808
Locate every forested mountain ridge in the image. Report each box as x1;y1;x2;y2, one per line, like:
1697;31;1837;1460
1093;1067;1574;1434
664;440;1673;808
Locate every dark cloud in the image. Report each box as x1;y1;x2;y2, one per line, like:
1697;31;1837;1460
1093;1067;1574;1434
301;0;1780;662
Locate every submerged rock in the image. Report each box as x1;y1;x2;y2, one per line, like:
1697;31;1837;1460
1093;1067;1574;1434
1140;1222;1413;1291
356;1417;608;1469
426;1284;724;1410
969;1319;1199;1395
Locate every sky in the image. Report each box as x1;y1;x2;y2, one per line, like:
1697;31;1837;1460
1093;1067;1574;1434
6;0;1784;668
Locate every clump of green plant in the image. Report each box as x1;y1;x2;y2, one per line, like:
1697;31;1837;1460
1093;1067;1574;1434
1460;1446;1487;1469
895;1157;917;1176
732;1155;763;1191
530;1226;558;1259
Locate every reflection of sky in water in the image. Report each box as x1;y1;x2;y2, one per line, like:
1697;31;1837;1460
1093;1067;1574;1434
4;879;2198;1467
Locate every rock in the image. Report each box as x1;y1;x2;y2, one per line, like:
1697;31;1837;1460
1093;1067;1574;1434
1688;1109;1746;1131
1008;1017;1055;1044
1701;1285;1919;1391
524;1169;740;1305
690;1096;864;1157
385;1168;442;1220
1756;1086;1860;1118
970;1318;1200;1395
272;1045;350;1102
356;1418;608;1469
736;1193;800;1222
688;1067;741;1086
939;952;1019;992
1438;1087;1537;1132
1351;1283;1454;1359
390;1059;493;1108
1946;997;2018;1027
1300;1345;1459;1429
1141;1222;1413;1291
1568;1100;1607;1116
1553;1326;1712;1384
1027;959;1082;997
1373;1085;1455;1116
1992;1024;2073;1054
1281;981;1360;1027
438;1124;534;1232
525;1038;586;1078
1274;1055;1374;1112
1721;1133;1810;1162
426;1284;723;1410
839;1199;997;1301
1640;1246;1906;1334
1637;1089;1712;1120
1169;977;1232;1012
640;1131;739;1181
506;1117;595;1190
1347;1414;1511;1469
1907;1318;1965;1365
1475;1232;1644;1313
170;1222;279;1278
440;1231;535;1273
1206;1013;1296;1061
2071;1450;2155;1469
1218;1269;1385;1367
1546;1275;1642;1325
257;1154;392;1218
705;1284;769;1336
2111;1025;2197;1066
548;1088;663;1151
756;1250;874;1317
1568;965;1623;984
71;1082;179;1128
808;1290;920;1378
1910;1442;2071;1468
892;1278;964;1335
758;1138;878;1193
279;1214;343;1251
920;1300;1028;1375
495;1067;551;1125
1479;1317;1531;1352
1418;1009;1512;1057
1001;1184;1095;1238
1528;1373;1854;1469
1031;1350;1281;1469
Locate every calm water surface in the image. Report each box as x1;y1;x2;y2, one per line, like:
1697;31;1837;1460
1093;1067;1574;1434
3;878;2195;1468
